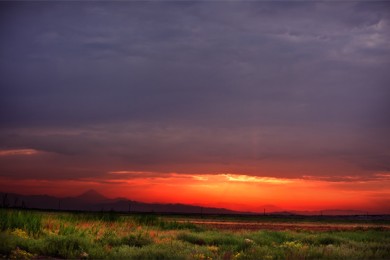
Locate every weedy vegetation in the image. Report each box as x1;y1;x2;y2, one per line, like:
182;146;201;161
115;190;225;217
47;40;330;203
0;209;389;259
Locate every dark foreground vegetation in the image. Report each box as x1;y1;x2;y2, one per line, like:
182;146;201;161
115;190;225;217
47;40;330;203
1;209;390;259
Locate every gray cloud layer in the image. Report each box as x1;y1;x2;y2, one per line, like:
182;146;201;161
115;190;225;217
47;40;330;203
1;2;389;180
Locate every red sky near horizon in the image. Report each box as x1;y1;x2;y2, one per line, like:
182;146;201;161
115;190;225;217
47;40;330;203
1;149;389;214
1;2;390;215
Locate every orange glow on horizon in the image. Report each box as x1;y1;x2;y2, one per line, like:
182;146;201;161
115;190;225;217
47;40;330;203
0;171;389;214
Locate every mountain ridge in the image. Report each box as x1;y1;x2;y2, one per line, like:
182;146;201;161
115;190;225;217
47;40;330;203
74;189;110;203
0;190;245;214
0;190;379;215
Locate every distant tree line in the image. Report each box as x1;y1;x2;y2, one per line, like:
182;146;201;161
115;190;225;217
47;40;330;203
1;193;27;209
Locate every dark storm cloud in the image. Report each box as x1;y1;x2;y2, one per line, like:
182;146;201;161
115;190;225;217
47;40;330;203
0;1;389;180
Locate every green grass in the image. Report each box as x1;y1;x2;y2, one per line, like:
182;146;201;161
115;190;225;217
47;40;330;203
0;209;42;236
57;211;122;223
0;209;389;259
131;214;204;231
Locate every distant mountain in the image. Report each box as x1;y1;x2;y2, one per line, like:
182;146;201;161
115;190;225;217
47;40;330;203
75;189;109;203
322;209;368;215
259;204;283;213
0;190;376;215
289;209;368;216
0;190;245;214
269;211;297;216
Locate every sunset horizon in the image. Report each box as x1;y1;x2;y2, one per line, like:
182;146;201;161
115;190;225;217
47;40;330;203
1;168;389;214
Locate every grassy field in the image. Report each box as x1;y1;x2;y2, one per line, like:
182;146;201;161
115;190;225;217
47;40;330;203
1;209;390;259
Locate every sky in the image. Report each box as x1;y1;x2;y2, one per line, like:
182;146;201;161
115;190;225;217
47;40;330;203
0;1;389;213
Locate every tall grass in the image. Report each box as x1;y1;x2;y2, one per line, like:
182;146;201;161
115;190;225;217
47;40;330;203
57;211;121;223
0;209;389;259
0;209;42;236
132;214;203;231
133;214;159;226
